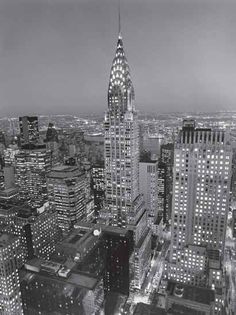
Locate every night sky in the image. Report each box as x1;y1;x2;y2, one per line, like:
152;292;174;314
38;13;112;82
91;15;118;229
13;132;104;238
1;0;236;116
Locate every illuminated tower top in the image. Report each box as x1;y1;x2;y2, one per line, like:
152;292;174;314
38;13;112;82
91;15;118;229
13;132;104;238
108;4;135;115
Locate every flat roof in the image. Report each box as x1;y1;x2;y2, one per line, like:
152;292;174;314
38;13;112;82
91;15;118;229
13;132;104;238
133;303;167;315
22;258;100;290
168;281;215;305
47;165;83;178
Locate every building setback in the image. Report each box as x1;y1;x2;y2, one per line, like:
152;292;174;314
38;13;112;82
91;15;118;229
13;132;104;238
103;26;152;291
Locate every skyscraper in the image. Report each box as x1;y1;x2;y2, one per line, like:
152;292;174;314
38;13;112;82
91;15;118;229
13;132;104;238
47;165;86;233
139;160;158;228
19;116;39;147
157;144;174;224
15;147;52;208
104;29;140;228
45;122;59;164
103;19;151;291
168;120;232;287
0;233;24;315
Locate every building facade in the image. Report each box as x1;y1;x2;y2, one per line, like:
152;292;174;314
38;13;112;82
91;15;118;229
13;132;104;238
104;32;140;228
47;165;86;233
139;160;158;226
0;234;24;315
19;116;39;147
168;120;232;289
15;147;52;208
103;29;152;291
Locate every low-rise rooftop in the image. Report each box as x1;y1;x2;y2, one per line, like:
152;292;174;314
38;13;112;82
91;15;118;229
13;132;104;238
167;281;215;305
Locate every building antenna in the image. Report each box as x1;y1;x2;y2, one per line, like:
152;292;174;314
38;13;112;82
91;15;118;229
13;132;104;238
118;0;121;36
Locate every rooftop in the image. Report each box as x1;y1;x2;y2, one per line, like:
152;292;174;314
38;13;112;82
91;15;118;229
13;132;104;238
133;303;167;315
167;281;215;305
47;165;84;179
22;257;100;290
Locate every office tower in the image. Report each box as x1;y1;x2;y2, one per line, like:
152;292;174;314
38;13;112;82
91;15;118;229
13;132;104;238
45;122;58;143
139;160;158;227
81;161;95;222
47;165;86;233
104;29;140;228
157;143;174;224
58;128;85;165
0;234;24;315
45;122;59;164
15;147;52;208
103;228;133;296
0;201;60;263
14;203;60;261
143;134;163;159
103;22;152;291
4;145;19;167
168;120;232;288
160;143;174;223
21;224;104;315
84;134;104;165
19;116;39;147
91;164;105;218
157;161;166;221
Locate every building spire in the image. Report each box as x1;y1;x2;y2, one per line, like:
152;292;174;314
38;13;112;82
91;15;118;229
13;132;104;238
118;0;121;38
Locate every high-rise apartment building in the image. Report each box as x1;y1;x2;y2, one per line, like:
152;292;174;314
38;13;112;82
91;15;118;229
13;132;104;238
47;165;86;233
15;147;52;208
0;233;24;315
19;116;39;147
168;120;232;288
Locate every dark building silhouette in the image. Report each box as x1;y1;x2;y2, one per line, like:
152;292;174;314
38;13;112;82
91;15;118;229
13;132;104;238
91;163;105;219
103;228;133;296
45;122;59;142
19;116;39;147
158;143;174;224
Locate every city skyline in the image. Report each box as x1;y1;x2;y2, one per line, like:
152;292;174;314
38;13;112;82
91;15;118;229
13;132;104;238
0;1;236;314
1;0;236;116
